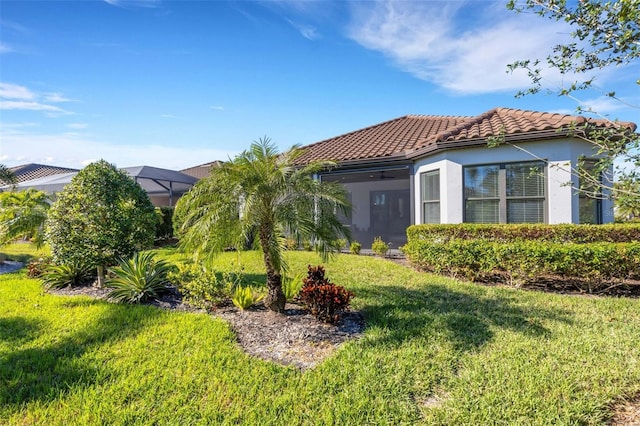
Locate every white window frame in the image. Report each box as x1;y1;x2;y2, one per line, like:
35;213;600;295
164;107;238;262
463;161;547;224
420;169;440;224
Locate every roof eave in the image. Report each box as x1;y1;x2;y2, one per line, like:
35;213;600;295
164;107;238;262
406;129;573;160
328;153;411;169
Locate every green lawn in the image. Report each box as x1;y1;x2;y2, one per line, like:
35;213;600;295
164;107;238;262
1;244;639;425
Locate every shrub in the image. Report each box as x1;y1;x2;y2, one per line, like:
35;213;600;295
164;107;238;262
371;237;389;257
45;160;157;286
284;238;298;251
402;237;640;292
231;285;265;310
302;240;314;251
41;262;92;289
298;265;354;324
155;206;174;240
350;241;361;255
27;256;53;278
335;238;348;250
105;252;173;304
282;272;303;301
168;262;229;310
406;223;640;243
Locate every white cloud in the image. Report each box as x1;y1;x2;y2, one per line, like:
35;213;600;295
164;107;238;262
578;96;631;116
549;96;636;118
347;1;581;95
104;0;163;9
0;43;13;54
1;122;40;129
0;83;36;100
286;18;319;40
210;105;224;111
0;129;238;170
297;25;319;40
0;100;69;114
0;83;74;116
160;114;178;119
44;92;76;103
67;123;89;130
0;19;30;35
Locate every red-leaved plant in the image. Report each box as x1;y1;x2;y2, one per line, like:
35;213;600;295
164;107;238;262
298;265;354;324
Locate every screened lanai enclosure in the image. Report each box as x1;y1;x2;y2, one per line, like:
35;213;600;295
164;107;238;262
12;165;197;207
320;166;411;248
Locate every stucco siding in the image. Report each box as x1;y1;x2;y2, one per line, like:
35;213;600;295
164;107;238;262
412;138;613;225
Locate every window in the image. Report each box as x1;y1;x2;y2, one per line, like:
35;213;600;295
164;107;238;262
421;170;440;223
464;161;546;223
578;160;602;224
464;165;500;223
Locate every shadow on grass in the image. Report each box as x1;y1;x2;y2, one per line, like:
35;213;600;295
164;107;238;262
0;316;45;344
0;250;39;264
221;272;268;288
0;302;162;406
358;283;571;352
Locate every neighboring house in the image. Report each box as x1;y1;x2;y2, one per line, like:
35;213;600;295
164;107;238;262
8;163;79;184
180;160;223;180
296;107;637;248
9;165;197;207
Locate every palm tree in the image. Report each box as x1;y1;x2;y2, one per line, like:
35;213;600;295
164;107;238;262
0;189;51;246
0;164;16;186
175;138;351;312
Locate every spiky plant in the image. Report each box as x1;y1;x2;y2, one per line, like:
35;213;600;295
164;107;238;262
231;285;265;310
282;272;303;301
41;262;92;289
105;251;172;304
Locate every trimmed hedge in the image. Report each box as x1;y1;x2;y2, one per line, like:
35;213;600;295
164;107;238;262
402;224;640;293
406;223;640;243
402;239;640;288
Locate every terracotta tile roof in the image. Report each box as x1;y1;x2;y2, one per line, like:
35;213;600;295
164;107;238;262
427;107;633;143
295;115;471;165
9;163;79;183
180;160;223;180
296;107;637;165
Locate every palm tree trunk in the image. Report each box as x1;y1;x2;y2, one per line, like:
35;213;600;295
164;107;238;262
260;226;286;313
97;265;105;287
263;271;285;313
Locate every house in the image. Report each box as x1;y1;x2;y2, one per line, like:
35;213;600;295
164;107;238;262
296;107;637;247
8;163;79;183
7;165;198;207
180;160;223;180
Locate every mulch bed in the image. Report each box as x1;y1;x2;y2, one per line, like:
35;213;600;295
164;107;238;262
610;394;640;425
45;283;365;371
216;304;364;370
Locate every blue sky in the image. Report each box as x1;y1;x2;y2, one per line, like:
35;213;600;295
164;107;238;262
1;0;638;170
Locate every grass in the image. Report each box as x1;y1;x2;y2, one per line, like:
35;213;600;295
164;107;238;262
0;242;49;263
1;244;640;424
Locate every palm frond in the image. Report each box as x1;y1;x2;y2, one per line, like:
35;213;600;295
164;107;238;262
0;164;16;185
176;137;351;299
